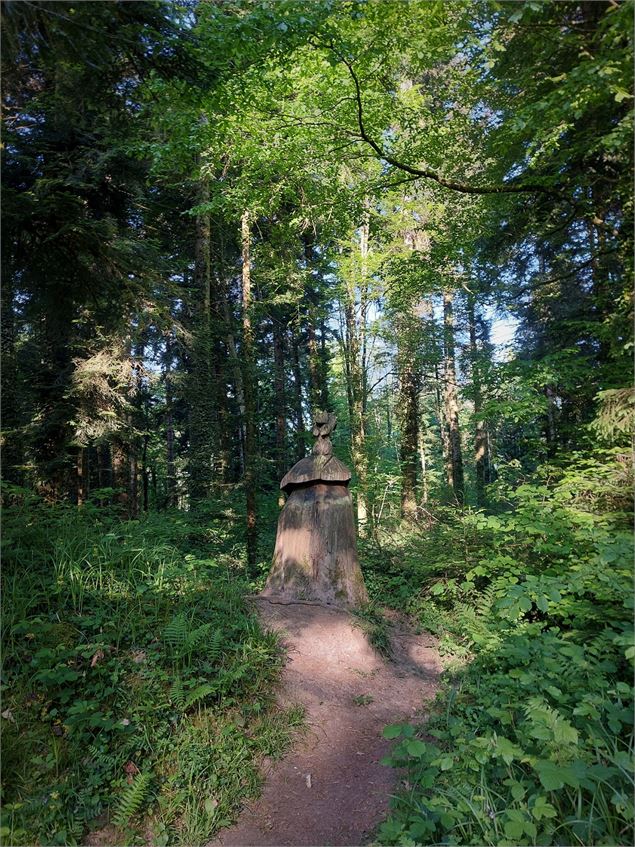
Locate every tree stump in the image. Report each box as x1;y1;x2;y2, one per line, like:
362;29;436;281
263;411;368;607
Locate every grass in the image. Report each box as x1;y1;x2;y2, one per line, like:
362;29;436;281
1;491;301;846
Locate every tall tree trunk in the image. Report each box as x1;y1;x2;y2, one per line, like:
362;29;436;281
344;213;371;535
0;273;21;484
76;447;87;507
545;385;557;453
443;290;464;505
241;211;258;572
318;316;330;410
417;415;429;505
467;292;488;507
220;280;246;473
189;174;216;501
273;316;288;489
142;432;149;512
112;441;128;512
434;361;449;472
165;341;177;509
129;449;139;519
291;331;306;461
398;357;418;520
303;235;322;415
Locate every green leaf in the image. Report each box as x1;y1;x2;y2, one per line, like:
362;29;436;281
532;795;558;820
504;819;525;839
535;760;566;790
406;739;427;758
511;782;526;800
383;723;403;739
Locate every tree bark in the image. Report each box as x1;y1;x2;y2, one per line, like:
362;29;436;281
291;331;306;461
165;337;177;509
398;358;418;520
142;431;149;512
318;315;330;410
189;175;215;501
76;447;87;507
467;292;488;507
303;234;323;416
443;290;464;505
417;414;429;505
112;441;128;512
273;315;288;506
343;213;372;535
241;211;258;572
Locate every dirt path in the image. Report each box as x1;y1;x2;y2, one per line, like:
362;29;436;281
211;598;442;847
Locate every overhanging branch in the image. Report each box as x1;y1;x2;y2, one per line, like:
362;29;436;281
338;51;555;198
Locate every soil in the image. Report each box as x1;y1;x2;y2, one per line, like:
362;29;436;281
211;598;442;847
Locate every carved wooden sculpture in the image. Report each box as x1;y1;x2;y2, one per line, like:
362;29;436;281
263;411;368;607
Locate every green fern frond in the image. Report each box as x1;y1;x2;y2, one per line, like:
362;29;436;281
207;627;224;662
170;677;185;709
163;614;188;647
112;772;152;828
184;682;218;709
185;622;212;652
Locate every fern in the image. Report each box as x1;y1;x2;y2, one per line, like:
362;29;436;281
163;614;188;648
186;622;213;653
170;677;185;709
112;772;152;828
163;616;223;663
207;627;224;662
184;682;218;709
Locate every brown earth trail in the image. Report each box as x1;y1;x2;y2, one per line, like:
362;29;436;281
211;598;442;847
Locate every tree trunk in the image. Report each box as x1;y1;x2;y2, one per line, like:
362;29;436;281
545;385;557;453
165;344;177;508
142;431;149;512
343;213;372;535
129;449;138;519
399;359;418;520
189;175;215;501
112;441;128;512
76;447;87;507
273;316;288;483
303;235;323;416
0;273;21;485
241;211;258;572
220;279;246;473
443;290;464;505
417;415;429;505
291;331;306;461
467;292;488;507
318;315;330;410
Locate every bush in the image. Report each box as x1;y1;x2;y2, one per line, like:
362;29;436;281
370;453;634;846
1;496;299;846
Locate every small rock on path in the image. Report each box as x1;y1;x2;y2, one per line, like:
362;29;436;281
211;598;442;847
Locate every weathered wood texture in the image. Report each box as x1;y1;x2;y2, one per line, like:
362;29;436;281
263;411;368;607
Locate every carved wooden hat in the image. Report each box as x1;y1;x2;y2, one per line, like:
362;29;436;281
279;411;352;492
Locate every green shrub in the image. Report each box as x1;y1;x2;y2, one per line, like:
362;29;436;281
1;497;299;846
372;453;634;846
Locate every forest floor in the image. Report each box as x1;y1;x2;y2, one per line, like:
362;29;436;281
212;598;443;847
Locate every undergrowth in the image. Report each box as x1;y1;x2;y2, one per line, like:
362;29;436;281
1;489;301;846
363;451;634;846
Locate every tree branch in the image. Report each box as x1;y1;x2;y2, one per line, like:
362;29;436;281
337;51;555;198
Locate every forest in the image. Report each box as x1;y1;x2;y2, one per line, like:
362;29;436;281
1;1;633;845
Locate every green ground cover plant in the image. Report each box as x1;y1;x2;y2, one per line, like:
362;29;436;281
1;489;301;846
364;451;634;846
